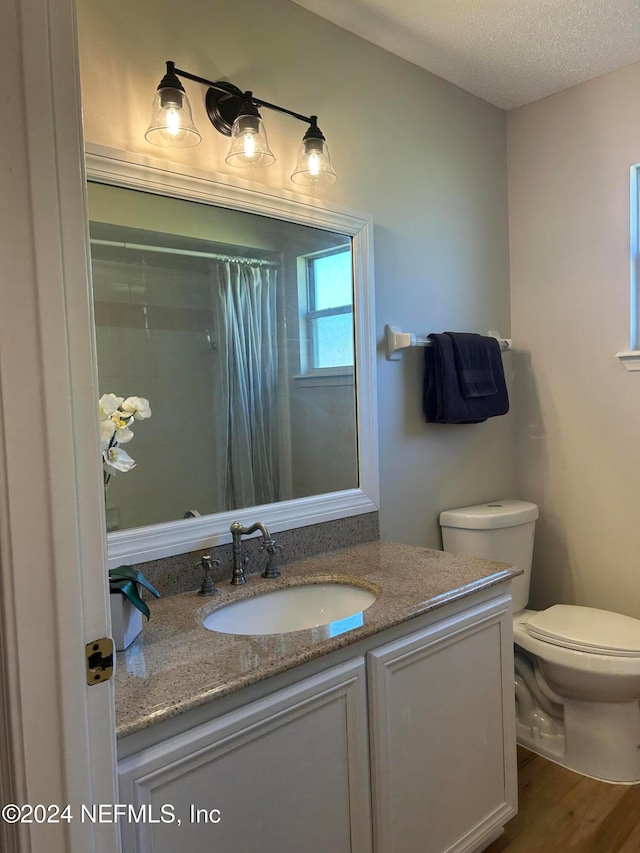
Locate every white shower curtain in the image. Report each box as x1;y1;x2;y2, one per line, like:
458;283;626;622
213;260;280;510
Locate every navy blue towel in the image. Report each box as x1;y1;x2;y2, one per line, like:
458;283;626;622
423;332;509;424
449;332;497;398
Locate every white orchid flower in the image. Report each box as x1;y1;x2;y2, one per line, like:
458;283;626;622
100;419;117;451
99;393;150;486
99;393;124;421
110;410;134;430
103;445;136;474
114;425;134;444
122;396;152;420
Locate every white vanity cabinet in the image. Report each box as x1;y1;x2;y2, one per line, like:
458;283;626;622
118;658;372;853
368;593;517;853
118;588;516;853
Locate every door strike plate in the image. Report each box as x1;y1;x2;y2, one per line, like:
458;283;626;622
86;637;114;685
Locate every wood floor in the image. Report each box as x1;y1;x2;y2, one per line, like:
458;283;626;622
484;747;640;852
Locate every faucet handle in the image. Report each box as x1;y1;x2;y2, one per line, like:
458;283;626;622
261;538;282;579
196;555;220;597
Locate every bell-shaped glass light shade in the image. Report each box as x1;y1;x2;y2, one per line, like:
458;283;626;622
225;113;275;168
291;136;336;186
145;87;201;148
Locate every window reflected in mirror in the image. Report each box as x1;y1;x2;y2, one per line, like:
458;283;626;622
302;247;354;372
88;182;358;532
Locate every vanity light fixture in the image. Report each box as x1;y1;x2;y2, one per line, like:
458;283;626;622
145;61;336;186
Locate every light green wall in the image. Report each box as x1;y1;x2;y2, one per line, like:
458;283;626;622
77;0;514;548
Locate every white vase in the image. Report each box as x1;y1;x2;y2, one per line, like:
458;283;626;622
110;591;143;651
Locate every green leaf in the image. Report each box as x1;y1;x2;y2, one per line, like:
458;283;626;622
109;565;160;599
110;578;151;620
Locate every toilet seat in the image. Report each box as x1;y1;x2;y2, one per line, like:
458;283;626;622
524;605;640;657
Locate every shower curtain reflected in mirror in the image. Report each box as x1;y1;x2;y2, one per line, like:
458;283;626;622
212;259;280;510
89;179;360;533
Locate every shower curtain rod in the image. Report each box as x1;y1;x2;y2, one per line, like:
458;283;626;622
90;238;280;267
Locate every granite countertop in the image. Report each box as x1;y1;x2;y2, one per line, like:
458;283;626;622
115;540;519;738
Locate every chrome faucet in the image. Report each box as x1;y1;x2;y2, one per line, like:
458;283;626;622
229;521;281;585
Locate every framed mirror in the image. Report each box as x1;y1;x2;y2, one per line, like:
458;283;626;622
86;145;378;567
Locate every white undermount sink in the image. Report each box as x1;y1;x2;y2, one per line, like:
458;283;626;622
202;582;377;636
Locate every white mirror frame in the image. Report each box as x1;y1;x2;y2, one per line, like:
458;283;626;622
85;144;379;568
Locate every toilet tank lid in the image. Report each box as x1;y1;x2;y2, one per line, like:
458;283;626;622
439;499;539;530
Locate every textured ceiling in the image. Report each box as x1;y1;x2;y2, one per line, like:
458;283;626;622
290;0;640;109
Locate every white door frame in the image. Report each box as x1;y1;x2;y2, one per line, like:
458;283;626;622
1;1;119;851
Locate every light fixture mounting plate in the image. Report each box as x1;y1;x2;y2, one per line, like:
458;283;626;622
205;82;246;136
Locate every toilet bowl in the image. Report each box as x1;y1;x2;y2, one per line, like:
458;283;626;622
440;500;640;784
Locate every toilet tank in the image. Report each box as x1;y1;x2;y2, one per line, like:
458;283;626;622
439;500;539;612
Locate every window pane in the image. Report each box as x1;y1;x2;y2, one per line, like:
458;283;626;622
312;251;352;310
313;312;354;368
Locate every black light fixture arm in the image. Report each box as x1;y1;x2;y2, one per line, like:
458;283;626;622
148;62;336;183
169;62;315;127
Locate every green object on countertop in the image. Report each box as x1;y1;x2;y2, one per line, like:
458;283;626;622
109;565;160;621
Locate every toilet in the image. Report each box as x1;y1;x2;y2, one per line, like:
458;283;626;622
440;499;640;784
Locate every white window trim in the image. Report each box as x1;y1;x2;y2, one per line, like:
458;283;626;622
615;351;640;370
292;367;354;387
616;164;640;370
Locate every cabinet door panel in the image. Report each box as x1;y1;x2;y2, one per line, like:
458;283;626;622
369;596;516;853
119;659;372;853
